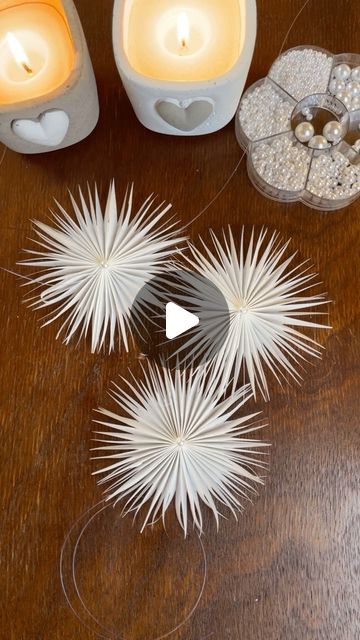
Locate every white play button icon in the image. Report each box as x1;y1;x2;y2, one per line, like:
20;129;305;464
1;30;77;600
131;269;230;369
165;302;199;340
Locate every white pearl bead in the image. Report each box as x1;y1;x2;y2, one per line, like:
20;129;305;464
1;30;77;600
295;121;314;143
347;81;360;96
351;95;360;110
334;64;351;81
329;78;345;95
323;121;342;143
336;89;352;107
351;67;360;82
308;135;329;150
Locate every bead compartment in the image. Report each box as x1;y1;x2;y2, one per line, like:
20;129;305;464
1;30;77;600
248;132;312;202
292;94;349;148
306;142;360;210
268;45;333;101
329;53;360;113
236;77;295;148
236;45;360;211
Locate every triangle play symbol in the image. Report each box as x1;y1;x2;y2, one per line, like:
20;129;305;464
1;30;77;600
166;302;199;340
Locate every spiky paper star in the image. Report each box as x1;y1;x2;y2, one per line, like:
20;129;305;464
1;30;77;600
21;182;185;352
176;227;330;399
93;363;268;535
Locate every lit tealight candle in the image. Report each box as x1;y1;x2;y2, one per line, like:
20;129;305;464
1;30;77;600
0;0;99;153
113;0;257;135
0;3;75;104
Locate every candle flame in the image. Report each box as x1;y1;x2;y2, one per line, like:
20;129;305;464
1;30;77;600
177;11;190;50
6;32;33;76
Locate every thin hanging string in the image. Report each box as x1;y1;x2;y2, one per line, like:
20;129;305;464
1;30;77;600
1;267;36;282
180;149;247;232
0;145;6;170
73;506;207;640
278;0;311;55
60;501;207;640
181;0;312;233
60;502;112;640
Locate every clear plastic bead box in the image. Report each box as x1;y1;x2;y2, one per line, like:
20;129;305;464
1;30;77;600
236;45;360;211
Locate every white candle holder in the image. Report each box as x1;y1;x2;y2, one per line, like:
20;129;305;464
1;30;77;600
0;0;99;154
113;0;257;136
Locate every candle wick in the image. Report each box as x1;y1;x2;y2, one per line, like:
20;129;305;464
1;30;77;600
22;62;33;76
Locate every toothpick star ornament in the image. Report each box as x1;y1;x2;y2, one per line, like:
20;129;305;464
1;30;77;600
93;363;268;536
177;227;330;399
21;182;185;352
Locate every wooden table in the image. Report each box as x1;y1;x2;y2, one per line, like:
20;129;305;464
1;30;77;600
1;1;359;638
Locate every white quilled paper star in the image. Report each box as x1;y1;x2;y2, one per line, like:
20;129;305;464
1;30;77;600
93;363;268;535
21;182;185;352
176;227;330;399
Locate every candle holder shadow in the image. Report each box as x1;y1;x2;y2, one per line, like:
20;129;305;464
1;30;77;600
0;0;99;153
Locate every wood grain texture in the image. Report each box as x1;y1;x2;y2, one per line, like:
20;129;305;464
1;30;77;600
0;1;359;639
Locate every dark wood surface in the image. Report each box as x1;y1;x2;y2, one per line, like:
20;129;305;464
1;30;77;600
1;1;359;639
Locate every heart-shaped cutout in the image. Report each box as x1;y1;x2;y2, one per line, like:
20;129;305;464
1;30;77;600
156;100;213;131
12;109;69;147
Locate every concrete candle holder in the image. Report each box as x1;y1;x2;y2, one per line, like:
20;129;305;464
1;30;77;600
113;0;257;136
0;0;99;154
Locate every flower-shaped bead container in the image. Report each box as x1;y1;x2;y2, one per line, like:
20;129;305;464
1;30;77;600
236;45;360;211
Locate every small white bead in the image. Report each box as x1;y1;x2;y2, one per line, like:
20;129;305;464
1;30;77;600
336;89;352;107
351;95;360;111
329;78;345;95
347;81;360;96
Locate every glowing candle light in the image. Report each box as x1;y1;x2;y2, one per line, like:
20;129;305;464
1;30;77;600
0;3;75;104
177;11;189;52
0;0;99;153
113;0;257;135
6;32;33;76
